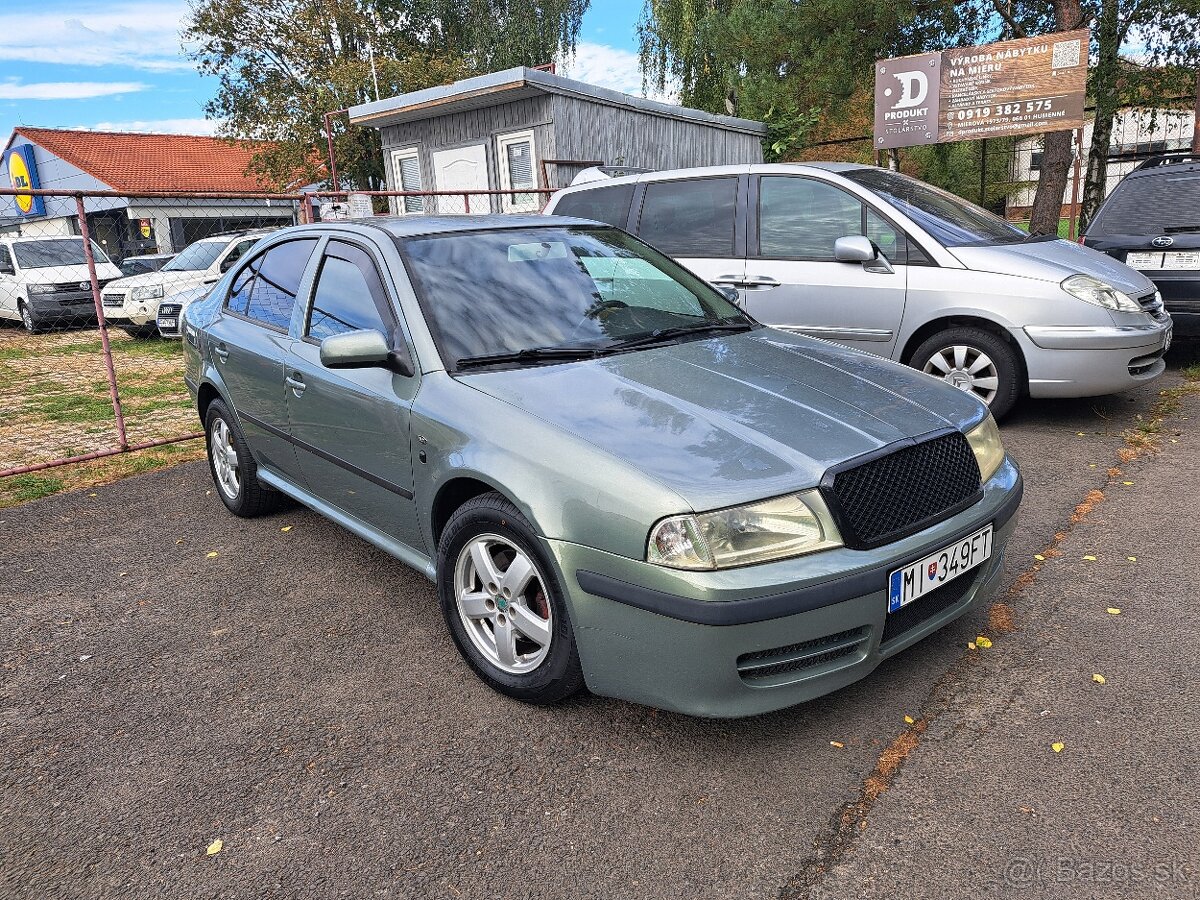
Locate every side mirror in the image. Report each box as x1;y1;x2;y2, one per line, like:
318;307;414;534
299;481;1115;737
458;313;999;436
834;235;894;274
320;329;391;368
714;284;740;305
0;262;13;276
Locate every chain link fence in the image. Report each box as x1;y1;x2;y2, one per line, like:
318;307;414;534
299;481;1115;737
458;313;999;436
0;186;554;483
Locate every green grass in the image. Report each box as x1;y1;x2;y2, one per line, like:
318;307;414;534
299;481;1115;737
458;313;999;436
7;474;65;503
28;391;119;424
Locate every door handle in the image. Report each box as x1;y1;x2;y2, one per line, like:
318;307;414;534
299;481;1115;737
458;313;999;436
711;275;744;286
744;275;781;290
212;344;229;362
285;374;306;396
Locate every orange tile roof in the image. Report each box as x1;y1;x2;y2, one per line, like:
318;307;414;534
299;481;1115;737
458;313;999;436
13;127;275;193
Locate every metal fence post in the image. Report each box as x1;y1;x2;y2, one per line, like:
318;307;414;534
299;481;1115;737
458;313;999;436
75;193;129;450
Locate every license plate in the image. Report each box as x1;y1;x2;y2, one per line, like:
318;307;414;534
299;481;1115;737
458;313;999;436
159;318;177;329
1127;250;1200;270
888;525;993;613
1126;251;1160;269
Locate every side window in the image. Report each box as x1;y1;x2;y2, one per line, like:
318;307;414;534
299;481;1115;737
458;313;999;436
306;241;393;341
758;177;864;260
866;208;908;264
226;259;257;314
552;184;635;228
221;238;257;272
0;245;12;271
637;177;737;258
236;239;318;330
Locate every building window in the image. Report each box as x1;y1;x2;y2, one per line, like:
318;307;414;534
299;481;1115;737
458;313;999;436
391;147;424;213
497;130;538;212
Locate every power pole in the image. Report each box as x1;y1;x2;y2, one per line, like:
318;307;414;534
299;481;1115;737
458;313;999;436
1193;70;1200;153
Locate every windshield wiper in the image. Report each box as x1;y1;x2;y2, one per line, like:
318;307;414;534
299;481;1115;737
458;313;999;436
603;320;755;352
455;346;601;371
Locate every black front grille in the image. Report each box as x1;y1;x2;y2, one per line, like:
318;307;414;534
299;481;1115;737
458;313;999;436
737;627;868;682
881;569;980;644
823;431;982;550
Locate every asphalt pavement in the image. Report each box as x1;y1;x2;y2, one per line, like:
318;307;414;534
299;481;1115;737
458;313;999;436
3;345;1198;900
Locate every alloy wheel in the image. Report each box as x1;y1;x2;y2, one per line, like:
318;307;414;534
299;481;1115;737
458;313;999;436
453;534;553;675
19;304;34;332
922;344;999;405
209;417;241;500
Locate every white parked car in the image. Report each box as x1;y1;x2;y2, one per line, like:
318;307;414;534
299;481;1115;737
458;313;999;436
0;235;123;333
102;229;272;337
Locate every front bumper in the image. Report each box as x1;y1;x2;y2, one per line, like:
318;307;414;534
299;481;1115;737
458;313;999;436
101;291;161;325
548;460;1022;717
156;302;184;338
1018;320;1172;399
26;289;100;323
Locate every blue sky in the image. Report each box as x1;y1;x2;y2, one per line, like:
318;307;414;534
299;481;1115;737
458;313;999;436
0;0;646;140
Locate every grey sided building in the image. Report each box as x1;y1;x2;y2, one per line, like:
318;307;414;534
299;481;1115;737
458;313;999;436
349;66;767;215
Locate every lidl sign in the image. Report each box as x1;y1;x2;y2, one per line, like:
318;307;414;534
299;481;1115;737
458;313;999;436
7;145;45;217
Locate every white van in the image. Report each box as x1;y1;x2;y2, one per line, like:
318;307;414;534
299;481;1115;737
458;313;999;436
0;235;123;333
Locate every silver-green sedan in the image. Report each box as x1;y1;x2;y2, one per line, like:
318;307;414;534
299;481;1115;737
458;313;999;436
181;215;1022;717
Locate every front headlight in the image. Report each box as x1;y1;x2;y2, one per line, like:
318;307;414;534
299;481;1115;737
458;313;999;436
647;490;843;570
966;413;1005;481
131;284;164;302
1061;274;1141;313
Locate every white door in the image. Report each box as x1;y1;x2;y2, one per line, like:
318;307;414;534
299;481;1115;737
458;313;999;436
0;245;19;319
432;145;489;214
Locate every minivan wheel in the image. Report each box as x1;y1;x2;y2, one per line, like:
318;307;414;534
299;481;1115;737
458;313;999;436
437;492;584;705
204;398;281;517
18;302;44;334
910;327;1021;419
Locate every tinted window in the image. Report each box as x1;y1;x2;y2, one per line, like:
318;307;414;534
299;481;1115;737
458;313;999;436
163;240;226;272
637;178;737;257
12;239;110;268
866;208;913;264
841;168;1026;247
401;226;749;367
552;184;635;228
307;242;392;340
0;245;11;270
1087;167;1200;236
221;238;257;271
759;178;864;259
226;239;317;329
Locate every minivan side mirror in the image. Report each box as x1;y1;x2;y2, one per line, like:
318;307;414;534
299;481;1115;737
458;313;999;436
714;284;740;305
0;260;13;276
834;235;895;275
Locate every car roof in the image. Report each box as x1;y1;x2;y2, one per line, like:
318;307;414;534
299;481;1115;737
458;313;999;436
326;214;605;238
560;161;873;191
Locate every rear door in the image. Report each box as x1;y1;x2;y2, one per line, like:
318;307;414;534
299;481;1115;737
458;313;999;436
743;175;909;356
632;175;747;300
284;239;423;552
206;237;318;483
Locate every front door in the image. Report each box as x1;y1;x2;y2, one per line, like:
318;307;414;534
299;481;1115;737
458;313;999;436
284;239;423;553
0;245;18;319
743;175;909;356
206;237;318;483
432;144;490;215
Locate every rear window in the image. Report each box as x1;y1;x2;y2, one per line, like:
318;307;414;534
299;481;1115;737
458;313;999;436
637;177;738;258
1087;166;1200;237
552;184;635;228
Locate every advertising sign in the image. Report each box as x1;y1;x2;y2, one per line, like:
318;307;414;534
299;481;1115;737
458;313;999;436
6;144;46;217
875;30;1089;149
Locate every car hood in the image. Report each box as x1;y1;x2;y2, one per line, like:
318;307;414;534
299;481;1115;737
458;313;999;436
949;239;1156;296
105;270;209;292
461;328;987;512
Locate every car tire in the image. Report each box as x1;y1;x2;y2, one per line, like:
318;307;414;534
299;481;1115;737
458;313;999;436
18;302;45;334
437;492;585;705
910;327;1022;420
121;324;159;339
204;398;282;517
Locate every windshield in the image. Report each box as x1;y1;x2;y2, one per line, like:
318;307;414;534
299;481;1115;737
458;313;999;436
400;226;752;369
12;239;112;269
842;168;1027;248
162;240;226;272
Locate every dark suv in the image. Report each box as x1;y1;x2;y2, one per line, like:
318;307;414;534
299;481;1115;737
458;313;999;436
1084;153;1200;335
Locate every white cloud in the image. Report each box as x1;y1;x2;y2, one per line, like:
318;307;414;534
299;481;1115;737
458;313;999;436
0;80;146;100
559;42;678;103
0;2;193;72
80;118;219;136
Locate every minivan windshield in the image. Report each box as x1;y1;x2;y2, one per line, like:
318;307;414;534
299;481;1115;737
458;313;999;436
162;239;226;272
842;168;1028;248
12;239;111;269
401;226;753;369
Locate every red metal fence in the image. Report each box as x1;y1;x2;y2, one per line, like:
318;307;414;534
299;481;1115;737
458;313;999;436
0;186;554;481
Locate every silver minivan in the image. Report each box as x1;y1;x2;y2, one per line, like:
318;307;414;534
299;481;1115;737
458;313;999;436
546;163;1173;418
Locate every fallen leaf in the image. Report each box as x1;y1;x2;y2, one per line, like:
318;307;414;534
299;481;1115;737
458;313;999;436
1127;556;1137;562
904;715;915;725
1088;463;1097;468
206;551;219;559
206;839;223;856
1076;432;1085;436
88;492;97;497
1122;481;1133;486
967;641;977;650
1106;607;1122;615
1082;555;1097;561
118;571;128;577
280;525;293;533
1051;742;1065;753
829;741;844;749
175;539;185;545
1092;673;1106;684
1034;554;1045;561
975;635;992;649
79;655;91;662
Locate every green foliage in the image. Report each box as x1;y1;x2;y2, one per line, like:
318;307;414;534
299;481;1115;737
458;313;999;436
903;138;1018;210
186;0;589;189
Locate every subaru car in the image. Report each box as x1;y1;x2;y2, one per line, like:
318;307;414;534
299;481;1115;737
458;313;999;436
182;216;1022;717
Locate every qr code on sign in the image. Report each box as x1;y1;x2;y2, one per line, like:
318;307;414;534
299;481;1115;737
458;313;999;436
1052;39;1082;69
